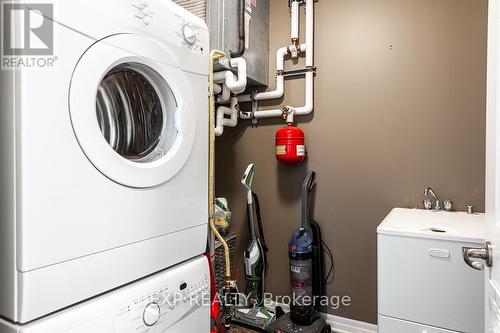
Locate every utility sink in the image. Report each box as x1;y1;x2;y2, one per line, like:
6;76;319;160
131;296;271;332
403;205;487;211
377;208;485;333
377;207;485;243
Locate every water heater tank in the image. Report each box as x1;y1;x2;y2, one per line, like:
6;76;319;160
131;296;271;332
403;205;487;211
173;0;270;88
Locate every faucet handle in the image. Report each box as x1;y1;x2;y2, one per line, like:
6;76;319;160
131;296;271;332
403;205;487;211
466;205;474;214
423;198;433;210
435;199;441;210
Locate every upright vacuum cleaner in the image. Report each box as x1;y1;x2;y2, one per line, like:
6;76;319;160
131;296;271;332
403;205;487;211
267;171;332;333
241;163;267;306
231;164;275;330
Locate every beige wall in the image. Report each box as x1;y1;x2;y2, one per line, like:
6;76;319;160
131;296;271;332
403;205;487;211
215;0;488;324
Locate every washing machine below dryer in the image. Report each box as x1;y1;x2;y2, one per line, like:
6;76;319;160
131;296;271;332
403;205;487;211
0;256;211;333
0;0;209;324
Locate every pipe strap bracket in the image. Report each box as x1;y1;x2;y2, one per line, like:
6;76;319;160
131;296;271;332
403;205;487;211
282;66;317;78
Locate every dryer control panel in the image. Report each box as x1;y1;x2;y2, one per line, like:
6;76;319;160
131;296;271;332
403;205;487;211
112;261;210;332
1;256;211;333
174;17;206;55
128;0;209;57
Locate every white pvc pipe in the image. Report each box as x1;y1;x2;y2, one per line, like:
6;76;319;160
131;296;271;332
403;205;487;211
255;75;284;101
213;84;222;95
252;0;315;121
276;46;288;71
252;71;313;121
253;109;284;119
305;0;314;67
237;47;288;102
214;58;248;95
215;97;239;136
291;1;299;41
225;58;247;94
214;71;226;83
287;71;313;122
217;84;231;104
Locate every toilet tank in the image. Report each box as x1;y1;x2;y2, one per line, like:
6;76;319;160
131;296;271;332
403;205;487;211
377;208;485;333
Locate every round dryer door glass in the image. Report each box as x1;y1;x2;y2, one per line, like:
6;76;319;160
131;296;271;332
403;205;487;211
96;63;177;162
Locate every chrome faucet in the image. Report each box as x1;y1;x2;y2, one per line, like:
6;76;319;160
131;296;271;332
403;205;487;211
423;186;441;210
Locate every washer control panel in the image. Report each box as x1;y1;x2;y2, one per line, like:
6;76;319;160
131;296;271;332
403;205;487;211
128;0;209;57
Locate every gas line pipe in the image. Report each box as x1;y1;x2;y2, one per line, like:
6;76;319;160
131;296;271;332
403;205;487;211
209;50;232;282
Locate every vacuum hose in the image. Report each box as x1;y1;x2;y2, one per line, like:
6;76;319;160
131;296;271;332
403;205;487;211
209;50;232;281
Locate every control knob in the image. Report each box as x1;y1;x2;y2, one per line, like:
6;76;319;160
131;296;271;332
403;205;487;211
143;302;160;327
182;24;197;46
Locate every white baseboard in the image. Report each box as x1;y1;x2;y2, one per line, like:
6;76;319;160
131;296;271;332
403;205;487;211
268;302;377;333
322;313;377;333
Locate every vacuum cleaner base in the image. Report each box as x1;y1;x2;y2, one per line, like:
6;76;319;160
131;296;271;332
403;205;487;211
266;312;331;333
231;306;276;331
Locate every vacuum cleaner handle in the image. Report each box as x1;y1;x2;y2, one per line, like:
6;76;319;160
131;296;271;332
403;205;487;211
247;202;257;241
253;192;269;254
302;171;316;229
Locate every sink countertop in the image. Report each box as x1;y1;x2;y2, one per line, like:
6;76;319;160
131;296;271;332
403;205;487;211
377;208;485;243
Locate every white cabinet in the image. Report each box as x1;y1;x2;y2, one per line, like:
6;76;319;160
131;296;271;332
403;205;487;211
377;208;485;333
378;315;457;333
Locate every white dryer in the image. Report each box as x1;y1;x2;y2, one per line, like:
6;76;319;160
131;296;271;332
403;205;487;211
0;0;209;324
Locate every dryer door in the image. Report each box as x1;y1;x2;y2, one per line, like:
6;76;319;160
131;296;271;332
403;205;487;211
70;34;195;188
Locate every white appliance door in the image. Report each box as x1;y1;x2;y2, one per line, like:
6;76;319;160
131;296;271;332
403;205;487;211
486;0;500;331
70;34;196;188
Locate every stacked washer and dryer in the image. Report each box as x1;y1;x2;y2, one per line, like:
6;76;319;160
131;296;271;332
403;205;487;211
0;0;211;332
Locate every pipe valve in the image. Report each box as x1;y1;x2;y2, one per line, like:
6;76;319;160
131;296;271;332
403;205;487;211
280;105;291;120
288;42;299;59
